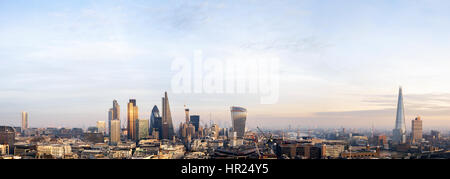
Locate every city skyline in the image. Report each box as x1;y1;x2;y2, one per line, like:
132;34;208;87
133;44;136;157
7;88;449;132
2;1;450;129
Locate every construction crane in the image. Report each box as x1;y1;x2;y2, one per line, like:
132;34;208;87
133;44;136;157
256;127;275;154
252;135;262;159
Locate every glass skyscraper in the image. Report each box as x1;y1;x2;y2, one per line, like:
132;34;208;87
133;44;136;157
127;99;139;141
393;87;406;144
190;115;200;132
230;106;247;138
161;92;174;139
21;112;28;131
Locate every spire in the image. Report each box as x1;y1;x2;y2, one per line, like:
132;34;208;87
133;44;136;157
162;91;174;139
393;86;406;143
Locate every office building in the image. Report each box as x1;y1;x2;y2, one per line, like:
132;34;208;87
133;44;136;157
161;92;174;139
411;116;423;144
97;121;106;135
185;105;190;123
150;105;161;135
393;87;406;144
110;120;121;145
22;112;28;131
127;99;139;140
0;126;15;154
190;115;200;132
137;119;149;140
109;100;120;135
230;106;247;138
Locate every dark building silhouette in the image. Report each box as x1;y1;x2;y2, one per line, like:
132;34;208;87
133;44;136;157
0;126;16;154
83;133;104;143
150;105;160;135
161;92;174;139
190;115;200;132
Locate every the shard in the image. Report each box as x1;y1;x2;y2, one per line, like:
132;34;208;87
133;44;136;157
161;92;174;139
393;87;406;144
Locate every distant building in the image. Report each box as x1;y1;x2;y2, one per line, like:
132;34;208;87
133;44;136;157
37;144;72;159
0;144;9;155
109;100;120;136
393;87;406;144
72;128;83;138
230;106;247;138
22;112;28;131
185;105;190;123
83;133;104;143
136;119;149;140
161;92;175;139
97;121;106;135
323;144;345;158
127;99;139;140
150;105;161;137
341;147;380;159
211;124;220;139
276;142;324;159
372;135;388;148
110;120;121;145
190;115;200;132
411;116;423;144
431;130;441;141
0;126;15;154
87;127;98;133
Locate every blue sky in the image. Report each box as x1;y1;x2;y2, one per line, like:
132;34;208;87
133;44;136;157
1;0;450;130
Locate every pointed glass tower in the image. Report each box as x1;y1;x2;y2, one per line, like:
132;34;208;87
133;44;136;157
162;92;174;139
393;87;406;143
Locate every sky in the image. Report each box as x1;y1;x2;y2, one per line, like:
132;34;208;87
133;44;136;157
1;0;450;130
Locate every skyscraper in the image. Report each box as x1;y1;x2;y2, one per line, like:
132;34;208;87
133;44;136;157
127;99;139;140
108;100;120;136
21;112;28;131
108;108;113;135
97;121;106;135
411;116;423;144
112;100;120;120
136;119;149;140
393;87;406;144
150;105;160;135
230;106;247;138
110;120;121;145
161;92;174;139
185;105;190;124
190;115;200;132
0;126;15;154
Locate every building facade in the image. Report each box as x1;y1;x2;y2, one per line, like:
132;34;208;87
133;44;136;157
411;116;423;144
190;115;200;132
150;105;161;136
22;112;28;131
137;119;149;140
97;121;106;135
393;87;406;144
109;100;120;135
110;120;121;145
230;106;247;138
0;126;15;154
127;99;139;140
161;92;174;139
